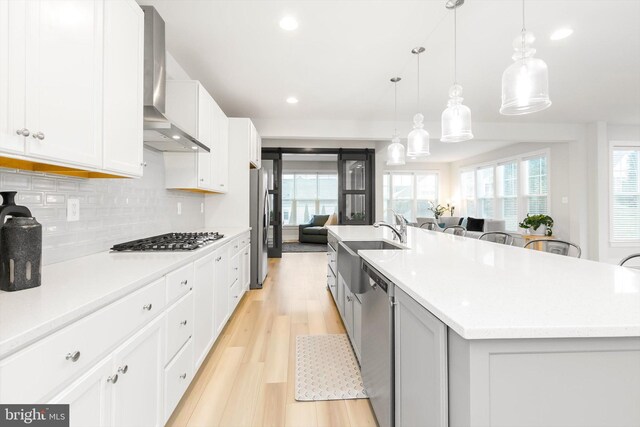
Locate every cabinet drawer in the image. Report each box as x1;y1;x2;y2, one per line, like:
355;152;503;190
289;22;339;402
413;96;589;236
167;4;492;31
327;266;337;301
164;338;194;422
165;292;194;363
229;277;243;314
230;253;240;286
0;278;166;403
327;248;337;276
166;263;194;303
239;232;250;247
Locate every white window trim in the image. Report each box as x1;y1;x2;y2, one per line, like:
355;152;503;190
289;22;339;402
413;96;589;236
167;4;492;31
383;170;440;222
458;148;551;231
282;171;338;225
608;140;640;246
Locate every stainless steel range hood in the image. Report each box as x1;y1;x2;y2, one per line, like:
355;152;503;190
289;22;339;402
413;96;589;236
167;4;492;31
141;6;209;153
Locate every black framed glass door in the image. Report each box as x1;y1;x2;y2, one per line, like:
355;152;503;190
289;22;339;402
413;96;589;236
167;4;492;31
338;150;375;225
262;152;282;258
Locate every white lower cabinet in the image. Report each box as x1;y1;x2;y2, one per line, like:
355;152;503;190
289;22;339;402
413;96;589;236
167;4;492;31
214;249;229;335
111;316;164;427
193;253;216;368
50;356;113;427
163;339;194;422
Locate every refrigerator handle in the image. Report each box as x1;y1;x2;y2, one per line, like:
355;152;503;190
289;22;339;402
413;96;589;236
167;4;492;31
263;190;269;246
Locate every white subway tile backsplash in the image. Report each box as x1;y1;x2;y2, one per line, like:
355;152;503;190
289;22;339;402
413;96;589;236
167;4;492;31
0;149;204;265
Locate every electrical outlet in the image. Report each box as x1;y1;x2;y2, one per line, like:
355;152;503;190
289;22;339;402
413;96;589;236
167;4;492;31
200;202;204;214
67;198;80;222
561;196;569;204
177;202;182;215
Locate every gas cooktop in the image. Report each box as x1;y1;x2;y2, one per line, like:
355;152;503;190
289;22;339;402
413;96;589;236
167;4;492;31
110;232;224;252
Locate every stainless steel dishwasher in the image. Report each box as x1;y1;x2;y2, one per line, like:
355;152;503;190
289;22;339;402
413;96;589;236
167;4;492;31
361;261;394;427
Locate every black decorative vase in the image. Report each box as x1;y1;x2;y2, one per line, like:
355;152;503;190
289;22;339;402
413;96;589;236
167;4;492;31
0;191;42;292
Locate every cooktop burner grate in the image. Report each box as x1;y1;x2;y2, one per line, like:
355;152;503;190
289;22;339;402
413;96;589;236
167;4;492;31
111;232;224;252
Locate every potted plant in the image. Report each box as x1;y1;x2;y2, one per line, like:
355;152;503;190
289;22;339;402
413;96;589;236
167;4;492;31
518;214;554;236
428;202;455;220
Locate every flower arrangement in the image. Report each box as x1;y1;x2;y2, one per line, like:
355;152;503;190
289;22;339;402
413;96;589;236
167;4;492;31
428;202;455;220
518;214;554;236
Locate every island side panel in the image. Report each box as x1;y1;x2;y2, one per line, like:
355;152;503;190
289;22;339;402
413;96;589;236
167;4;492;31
448;331;640;427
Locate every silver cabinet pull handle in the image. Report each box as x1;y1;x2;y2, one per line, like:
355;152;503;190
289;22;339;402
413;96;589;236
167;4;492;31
31;131;45;140
65;351;81;362
140;162;147;167
180;320;188;326
181;279;188;286
16;128;30;137
216;256;222;262
179;373;187;379
107;374;119;384
143;303;153;311
118;365;128;374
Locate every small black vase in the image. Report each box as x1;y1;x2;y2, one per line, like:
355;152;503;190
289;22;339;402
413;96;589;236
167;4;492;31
0;191;42;291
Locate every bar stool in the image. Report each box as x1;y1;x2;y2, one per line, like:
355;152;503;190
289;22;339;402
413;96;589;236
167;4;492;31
619;254;640;269
524;239;582;258
420;222;438;231
443;225;466;237
479;231;514;246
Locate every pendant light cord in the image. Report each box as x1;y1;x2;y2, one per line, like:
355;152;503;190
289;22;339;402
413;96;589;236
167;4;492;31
416;53;420;111
453;6;457;85
522;0;526;32
394;80;398;135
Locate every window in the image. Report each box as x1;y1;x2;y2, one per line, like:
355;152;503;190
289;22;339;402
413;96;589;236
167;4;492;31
282;172;338;225
459;151;549;231
383;171;439;222
611;146;640;242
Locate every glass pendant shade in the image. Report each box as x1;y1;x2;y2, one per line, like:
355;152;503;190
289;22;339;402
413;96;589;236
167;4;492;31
386;135;406;165
407;113;430;157
441;84;473;142
500;31;551;115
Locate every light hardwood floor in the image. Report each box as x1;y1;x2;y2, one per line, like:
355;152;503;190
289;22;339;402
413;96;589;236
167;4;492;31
167;253;378;427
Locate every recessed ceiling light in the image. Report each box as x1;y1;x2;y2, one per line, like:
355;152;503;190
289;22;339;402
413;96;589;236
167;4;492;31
172;135;181;140
279;16;298;31
550;27;573;41
286;96;298;104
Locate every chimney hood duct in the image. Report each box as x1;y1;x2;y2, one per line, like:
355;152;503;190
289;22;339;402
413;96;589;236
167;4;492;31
141;6;209;153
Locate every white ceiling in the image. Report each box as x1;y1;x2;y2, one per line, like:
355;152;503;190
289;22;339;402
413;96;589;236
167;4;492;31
138;0;640;128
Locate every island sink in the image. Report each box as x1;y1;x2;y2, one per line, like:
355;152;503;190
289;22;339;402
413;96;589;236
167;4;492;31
337;240;404;294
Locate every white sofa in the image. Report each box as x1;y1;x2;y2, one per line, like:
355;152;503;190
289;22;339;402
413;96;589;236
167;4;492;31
416;216;506;239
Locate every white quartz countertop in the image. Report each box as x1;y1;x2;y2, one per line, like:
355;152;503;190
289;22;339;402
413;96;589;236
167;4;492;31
0;227;250;358
327;225;640;340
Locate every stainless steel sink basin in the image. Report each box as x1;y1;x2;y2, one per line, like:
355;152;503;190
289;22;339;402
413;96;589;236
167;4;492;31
337;240;404;294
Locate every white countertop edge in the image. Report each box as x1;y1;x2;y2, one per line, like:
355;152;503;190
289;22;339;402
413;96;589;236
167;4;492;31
0;227;250;358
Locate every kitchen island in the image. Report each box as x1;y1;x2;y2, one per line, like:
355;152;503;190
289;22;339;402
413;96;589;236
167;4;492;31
327;225;640;427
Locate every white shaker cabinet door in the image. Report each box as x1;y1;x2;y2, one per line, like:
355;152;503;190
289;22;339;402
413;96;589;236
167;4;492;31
213;250;229;335
193;252;216;369
24;0;103;168
102;0;143;176
0;0;27;154
110;316;164;427
49;356;113;427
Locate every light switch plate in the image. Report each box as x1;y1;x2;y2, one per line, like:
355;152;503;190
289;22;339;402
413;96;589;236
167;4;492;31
177;202;182;215
67;198;80;222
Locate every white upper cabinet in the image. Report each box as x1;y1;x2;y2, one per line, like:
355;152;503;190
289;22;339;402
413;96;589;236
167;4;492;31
249;120;261;169
102;0;144;176
0;0;144;178
164;80;229;193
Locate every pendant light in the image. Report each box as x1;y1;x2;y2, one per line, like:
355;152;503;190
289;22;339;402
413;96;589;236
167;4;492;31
387;77;405;166
407;47;430;157
441;0;473;143
500;0;551;115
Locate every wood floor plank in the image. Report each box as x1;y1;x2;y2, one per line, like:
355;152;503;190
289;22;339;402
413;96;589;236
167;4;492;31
252;382;287;427
219;362;264;427
285;402;318;427
168;253;375;427
186;346;245;427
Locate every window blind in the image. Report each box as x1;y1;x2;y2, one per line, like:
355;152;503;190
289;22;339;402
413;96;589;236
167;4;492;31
611;148;640;242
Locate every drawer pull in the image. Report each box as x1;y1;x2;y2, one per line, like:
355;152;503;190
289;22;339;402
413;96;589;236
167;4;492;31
16;128;30;137
234;267;238;271
143;303;153;311
118;365;129;374
216;256;222;262
179;373;187;380
244;252;248;255
65;351;81;362
107;374;119;384
180;320;188;326
181;279;188;286
346;295;352;302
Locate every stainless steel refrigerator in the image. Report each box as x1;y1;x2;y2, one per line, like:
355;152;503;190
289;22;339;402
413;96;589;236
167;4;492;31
250;169;269;289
